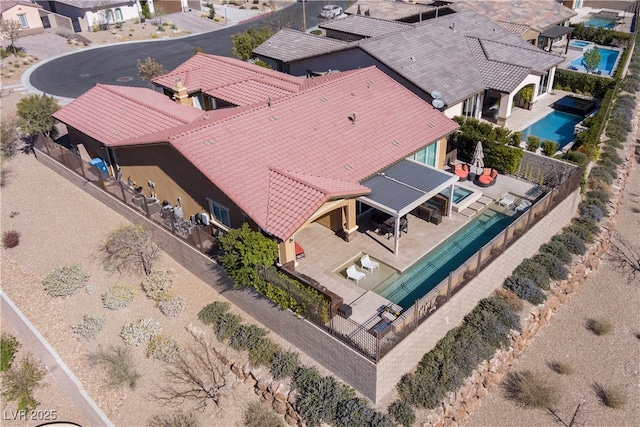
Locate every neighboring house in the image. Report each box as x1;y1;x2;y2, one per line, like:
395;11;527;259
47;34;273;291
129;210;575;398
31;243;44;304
343;0;455;23
35;0;152;32
0;1;45;36
54;55;459;264
451;0;577;50
254;11;564;126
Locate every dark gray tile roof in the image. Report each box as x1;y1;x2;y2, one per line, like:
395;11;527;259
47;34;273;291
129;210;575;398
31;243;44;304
344;1;436;21
480;39;564;72
466;38;530;93
319;15;413;38
253;28;351;62
497;21;530;37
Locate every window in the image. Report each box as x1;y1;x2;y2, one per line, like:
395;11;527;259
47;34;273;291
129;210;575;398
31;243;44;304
17;14;28;28
106;10;114;23
208;199;230;227
462;93;481;118
538;71;550;96
412;142;438;167
115;8;122;21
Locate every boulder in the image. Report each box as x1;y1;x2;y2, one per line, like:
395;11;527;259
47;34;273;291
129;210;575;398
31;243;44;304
273;399;287;415
261;391;274;403
452;405;468;422
268;380;281;393
274;384;290;402
284;414;298;426
244;377;257;388
463;395;481;413
476;384;489;398
231;363;243;378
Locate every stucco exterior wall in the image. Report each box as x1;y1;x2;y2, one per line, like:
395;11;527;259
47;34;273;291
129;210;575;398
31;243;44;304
374;188;581;403
2;4;44;35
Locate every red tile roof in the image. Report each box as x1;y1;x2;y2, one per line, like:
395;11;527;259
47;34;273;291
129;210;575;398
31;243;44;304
152;54;305;106
53;84;204;146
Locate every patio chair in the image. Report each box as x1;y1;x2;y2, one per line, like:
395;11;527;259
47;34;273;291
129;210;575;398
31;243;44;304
360;254;379;273
346;265;365;284
453;163;469;180
515;199;532;212
294;242;305;259
499;193;516;208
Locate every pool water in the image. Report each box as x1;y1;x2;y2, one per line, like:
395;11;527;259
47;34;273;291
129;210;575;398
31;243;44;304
570;40;591;48
567;47;620;75
440;185;473;204
520;111;583;149
585;17;615;28
376;206;517;309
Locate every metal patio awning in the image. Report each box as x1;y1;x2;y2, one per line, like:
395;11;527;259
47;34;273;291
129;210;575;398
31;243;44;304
540;25;575;39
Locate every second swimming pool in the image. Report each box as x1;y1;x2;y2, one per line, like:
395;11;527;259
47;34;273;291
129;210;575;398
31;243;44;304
520;111;583;149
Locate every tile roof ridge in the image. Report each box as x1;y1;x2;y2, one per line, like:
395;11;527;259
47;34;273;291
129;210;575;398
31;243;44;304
468;37;531;71
269;167;329;197
96;84;203;124
203;53;303;84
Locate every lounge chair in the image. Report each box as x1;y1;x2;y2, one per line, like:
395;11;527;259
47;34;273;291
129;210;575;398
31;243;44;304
453;163;469;180
499;193;516;208
515;199;532;212
476;167;498;187
346;265;365;284
360;254;379;273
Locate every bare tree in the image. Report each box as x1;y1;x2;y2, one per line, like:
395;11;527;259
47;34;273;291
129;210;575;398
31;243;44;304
152;328;235;411
136;57;167;85
609;231;640;282
0;20;23;57
104;224;160;275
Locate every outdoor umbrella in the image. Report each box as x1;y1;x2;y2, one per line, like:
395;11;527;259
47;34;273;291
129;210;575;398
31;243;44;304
472;141;484;175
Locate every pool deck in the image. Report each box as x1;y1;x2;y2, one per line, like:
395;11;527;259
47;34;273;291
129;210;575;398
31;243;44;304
293;175;536;324
503;89;575;134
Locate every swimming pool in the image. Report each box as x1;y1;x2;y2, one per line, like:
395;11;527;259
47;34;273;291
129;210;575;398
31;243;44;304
567;47;621;75
440;185;473;204
570;40;592;48
585;17;615;28
520;111;583;149
375;206;517;309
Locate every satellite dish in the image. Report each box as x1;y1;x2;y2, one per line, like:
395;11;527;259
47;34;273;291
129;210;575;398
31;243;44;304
431;90;443;99
432;99;445;109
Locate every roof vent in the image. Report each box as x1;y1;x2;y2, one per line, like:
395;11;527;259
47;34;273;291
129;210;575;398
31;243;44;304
349;112;357;125
203;139;213;146
392;139;400;146
450;22;456;31
410;56;416;62
345;164;354;171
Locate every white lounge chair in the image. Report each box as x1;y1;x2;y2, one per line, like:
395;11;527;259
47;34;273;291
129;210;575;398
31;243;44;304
515;199;532;212
346;265;365;284
360;254;379;273
499;193;516;208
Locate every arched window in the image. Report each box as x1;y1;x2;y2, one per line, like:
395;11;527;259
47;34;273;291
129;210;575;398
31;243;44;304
115;8;122;21
106;10;114;23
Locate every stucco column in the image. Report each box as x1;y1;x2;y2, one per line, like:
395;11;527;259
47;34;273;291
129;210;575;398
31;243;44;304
343;199;358;242
278;240;296;267
497;92;511;126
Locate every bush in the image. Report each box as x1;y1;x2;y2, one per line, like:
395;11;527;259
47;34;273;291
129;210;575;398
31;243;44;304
102;283;137;310
494;288;524;311
593;383;627;409
579;204;604;223
213;312;242;341
0;357;46;411
198;301;230;325
388;400;415;427
564;222;596;244
148;410;201;427
565;150;588;165
249;337;280;367
539;240;572;264
599;149;623;165
504;275;546;305
229;324;267;351
159;294;186;317
310;29;322;35
541;140;559;156
589;166;615;186
2;230;20;248
586;318;612;336
526;135;540;152
42;264;90;297
72;314;106;341
551;233;587;255
141;270;174;301
335;397;374;427
88;346;140;390
295;375;355;427
533;253;568;280
0;334;20;372
243;401;283;427
548;360;575;375
270;350;300;380
146;334;180;362
513;258;550;289
501;370;560;408
104;224;159;275
121;318;161;346
291;365;322;393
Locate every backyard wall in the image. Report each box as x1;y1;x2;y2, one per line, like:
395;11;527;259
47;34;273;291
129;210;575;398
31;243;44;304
374;188;581;403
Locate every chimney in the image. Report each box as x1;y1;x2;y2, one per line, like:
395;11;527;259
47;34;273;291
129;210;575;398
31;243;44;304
173;79;192;106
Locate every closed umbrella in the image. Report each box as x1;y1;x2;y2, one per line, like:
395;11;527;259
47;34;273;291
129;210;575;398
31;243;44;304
472;141;484;175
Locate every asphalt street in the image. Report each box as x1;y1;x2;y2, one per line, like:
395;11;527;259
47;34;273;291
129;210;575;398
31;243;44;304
29;1;352;98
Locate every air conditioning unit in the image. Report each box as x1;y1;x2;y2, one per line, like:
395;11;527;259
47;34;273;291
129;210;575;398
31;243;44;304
199;213;210;226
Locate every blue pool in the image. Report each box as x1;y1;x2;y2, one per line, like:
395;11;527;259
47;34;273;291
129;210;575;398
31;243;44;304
440;186;473;204
377;207;518;309
585;17;615;28
520;111;583;149
570;40;592;48
567;47;621;75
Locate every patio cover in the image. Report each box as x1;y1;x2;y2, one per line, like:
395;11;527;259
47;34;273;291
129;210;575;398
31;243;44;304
359;159;459;254
540;25;574;39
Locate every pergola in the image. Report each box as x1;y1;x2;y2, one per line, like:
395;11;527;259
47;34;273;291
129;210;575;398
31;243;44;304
540;25;575;54
359;159;459;254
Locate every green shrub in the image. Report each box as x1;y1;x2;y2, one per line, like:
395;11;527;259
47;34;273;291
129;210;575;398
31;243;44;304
593;383;627;409
539;240;572;264
551;233;587;255
141;270;174;301
121;318;160;346
388;400;415;427
291;365;321;393
0;357;46;411
146;334;180;362
270;350;300;380
213;312;242;341
548;360;575;375
526;136;540;152
159;294;186;317
580;204;604;223
148;410;201;427
335;397;374;427
494;288;524;311
587;318;612;336
88;346;140;390
248;337;280;367
42;264;90;297
295;375;355;427
563;222;596;244
553;68;614;98
599;148;623;165
243;402;283;427
0;334;20;372
504;275;546;305
502;370;560;408
565;150;588;165
229;324;267;351
589;166;615;186
197;301;230;325
533;253;568;280
72;314;106;341
541;140;559;156
513;258;550;289
102;283;137;310
310;29;322;36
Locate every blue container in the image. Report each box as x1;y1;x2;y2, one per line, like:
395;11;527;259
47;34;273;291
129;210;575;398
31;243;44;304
89;158;109;176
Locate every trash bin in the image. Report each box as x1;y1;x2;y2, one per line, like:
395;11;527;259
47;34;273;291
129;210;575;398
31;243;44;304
88;157;109;176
